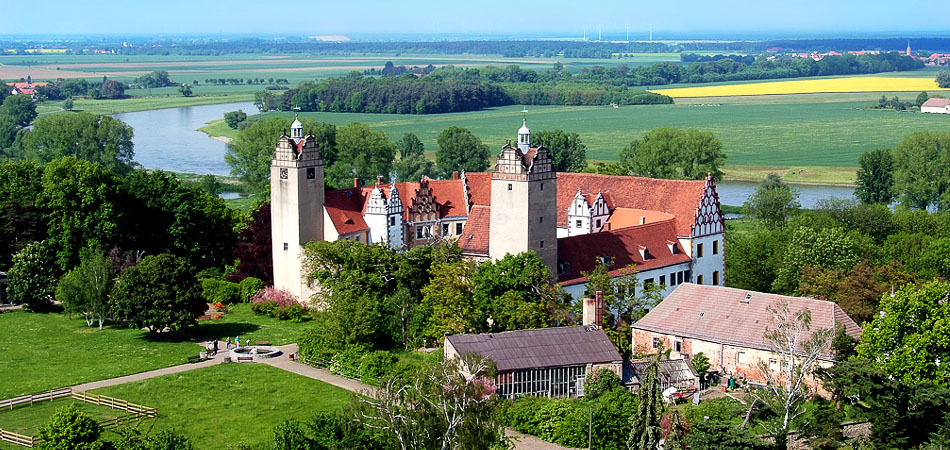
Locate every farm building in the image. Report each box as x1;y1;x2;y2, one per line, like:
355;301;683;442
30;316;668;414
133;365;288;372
444;326;623;399
6;80;48;99
271;117;725;302
631;284;861;384
921;98;950;114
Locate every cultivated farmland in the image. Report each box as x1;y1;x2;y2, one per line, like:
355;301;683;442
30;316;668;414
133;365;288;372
654;75;950;97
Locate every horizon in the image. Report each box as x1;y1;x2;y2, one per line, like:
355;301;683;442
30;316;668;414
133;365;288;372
2;0;949;39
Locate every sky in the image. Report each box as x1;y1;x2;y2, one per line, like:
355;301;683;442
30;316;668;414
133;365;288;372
2;0;948;38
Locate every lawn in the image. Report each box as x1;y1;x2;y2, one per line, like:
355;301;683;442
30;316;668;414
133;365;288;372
0;311;203;399
36;92;258;116
92;364;353;450
192;304;312;346
0;398;128;436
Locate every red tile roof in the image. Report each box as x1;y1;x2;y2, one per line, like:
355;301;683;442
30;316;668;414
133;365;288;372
465;172;492;206
633;284;862;360
6;81;48;96
324;188;370;235
426;179;467;218
458;205;490;256
446;326;621;372
556;173;709;237
557;219;692;285
922;98;950;108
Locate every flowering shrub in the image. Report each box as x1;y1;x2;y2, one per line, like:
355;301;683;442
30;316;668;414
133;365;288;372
250;287;311;321
251;287;297;307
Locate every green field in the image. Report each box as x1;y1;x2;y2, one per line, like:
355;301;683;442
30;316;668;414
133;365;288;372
199;91;949;184
92;364;352;450
0;398;127;437
0;311;203;399
191;304;310;346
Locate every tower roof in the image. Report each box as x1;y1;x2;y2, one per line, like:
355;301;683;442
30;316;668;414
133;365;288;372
518;117;530;135
290;113;302;130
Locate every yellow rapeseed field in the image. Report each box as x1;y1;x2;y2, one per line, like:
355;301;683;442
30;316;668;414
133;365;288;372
653;76;950;98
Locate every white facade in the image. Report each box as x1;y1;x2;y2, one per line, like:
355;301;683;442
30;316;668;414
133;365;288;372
564;190;611;237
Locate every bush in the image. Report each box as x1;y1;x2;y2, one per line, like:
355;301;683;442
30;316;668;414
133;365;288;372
237;277;263;303
252;286;297;307
329;346;365;378
360;350;398;384
274;303;310;322
585;368;623;399
297;323;341;364
8;240;59;311
251;299;278;317
37;404;104;450
200;278;240;304
250;286;310;321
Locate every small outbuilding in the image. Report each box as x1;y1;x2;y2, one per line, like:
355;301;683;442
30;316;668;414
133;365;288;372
922;98;950;114
623;358;700;393
444;325;622;399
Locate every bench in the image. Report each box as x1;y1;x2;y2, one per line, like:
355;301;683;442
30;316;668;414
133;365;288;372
253;340;270;346
237;356;254;362
187;355;203;364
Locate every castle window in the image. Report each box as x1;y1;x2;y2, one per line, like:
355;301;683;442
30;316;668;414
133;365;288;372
508;183;512;191
644;278;654;288
306;168;315;180
660;275;666;286
713;240;719;255
595;219;602;228
576;220;582;228
670;272;677;285
355;235;361;242
416;226;424;239
389;216;396;226
697;274;704;285
540;183;545;191
456;223;463;235
540;240;544;248
539;216;543;223
713;270;720;286
442;223;449;235
558;262;571;275
279;168;289;180
283;243;288;251
697;243;704;258
678;271;684;284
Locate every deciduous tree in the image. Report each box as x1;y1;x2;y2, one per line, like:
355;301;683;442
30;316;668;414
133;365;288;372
17;112;136;174
891;131;950;210
7;240;59;311
533;129;587;172
435;126;489;177
743;173;800;229
326;122;394;189
619;128;725;181
37;404;104;450
855;148;895;205
56;247;113;329
111;253;205;334
937;70;950;88
1;94;37;126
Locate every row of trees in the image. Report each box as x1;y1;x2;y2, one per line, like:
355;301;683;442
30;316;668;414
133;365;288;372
852;131;950;210
34;77;126;101
224;116;589;194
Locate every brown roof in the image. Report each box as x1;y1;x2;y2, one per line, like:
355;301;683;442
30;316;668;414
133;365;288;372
458;205;490;256
557;219;691;285
633;284;862;360
922;98;950;108
324;189;370;235
446;326;622;372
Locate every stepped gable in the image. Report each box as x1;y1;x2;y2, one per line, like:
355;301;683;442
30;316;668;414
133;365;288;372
634;284;862;359
555;173;710;237
556;218;690;284
458;205;490;256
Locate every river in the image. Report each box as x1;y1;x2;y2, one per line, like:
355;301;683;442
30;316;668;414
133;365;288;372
116;101;855;207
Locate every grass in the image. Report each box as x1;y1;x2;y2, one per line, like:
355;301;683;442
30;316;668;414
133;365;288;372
0;310;203;399
0;398;128;436
37;92;258;116
192;304;311;346
654;75;950;98
91;364;352;450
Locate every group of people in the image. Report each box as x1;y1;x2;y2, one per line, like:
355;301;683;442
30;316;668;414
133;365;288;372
205;336;243;356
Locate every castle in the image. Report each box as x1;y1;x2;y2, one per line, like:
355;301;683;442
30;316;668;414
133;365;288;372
271;116;725;302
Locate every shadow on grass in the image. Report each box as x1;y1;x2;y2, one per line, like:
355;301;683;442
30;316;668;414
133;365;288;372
133;323;261;343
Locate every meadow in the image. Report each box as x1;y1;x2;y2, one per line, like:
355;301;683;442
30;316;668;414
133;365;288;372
200;91;950;184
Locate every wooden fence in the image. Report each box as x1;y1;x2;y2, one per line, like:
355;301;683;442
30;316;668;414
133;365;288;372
0;389;156;448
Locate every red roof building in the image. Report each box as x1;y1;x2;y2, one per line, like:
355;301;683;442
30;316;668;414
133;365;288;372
6;81;48;98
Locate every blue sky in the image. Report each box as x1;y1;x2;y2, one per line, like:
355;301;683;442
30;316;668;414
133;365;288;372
2;0;947;37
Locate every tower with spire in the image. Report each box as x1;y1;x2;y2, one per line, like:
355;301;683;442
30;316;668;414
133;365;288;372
489;116;558;273
270;114;325;301
907;41;912;57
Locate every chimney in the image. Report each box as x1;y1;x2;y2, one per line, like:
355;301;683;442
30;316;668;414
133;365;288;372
452;171;459;180
353;178;361;188
583;290;604;327
376;175;384;185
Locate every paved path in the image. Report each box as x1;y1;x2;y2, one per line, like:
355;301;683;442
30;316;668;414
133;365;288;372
71;340;226;391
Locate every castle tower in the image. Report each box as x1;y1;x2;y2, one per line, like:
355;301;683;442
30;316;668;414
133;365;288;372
489;119;558;274
517;116;531;152
271;115;325;301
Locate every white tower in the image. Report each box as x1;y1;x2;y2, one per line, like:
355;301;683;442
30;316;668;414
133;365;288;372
517;114;531;152
271;115;325;302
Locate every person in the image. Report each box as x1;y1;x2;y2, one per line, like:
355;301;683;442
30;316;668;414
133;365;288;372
212;339;219;356
226;336;231;350
236;336;241;348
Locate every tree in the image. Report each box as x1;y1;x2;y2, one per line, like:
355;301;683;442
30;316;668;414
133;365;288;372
40;157;122;270
7;240;59;311
395;133;424;159
743;173;800;229
772;226;859;294
223;110;247;129
420;260;478;343
357;353;507;450
855;148;895;205
225;116;336;194
750;301;833;448
628;354;664;450
857;280;950;385
37;404;104;450
178;84;193;97
229;201;273;284
63;97;74;111
724;229;787;293
56;247;113;329
111;254;205;334
619;128;726;181
473;252;566;332
17;112;136;174
326;122;394;189
684;421;769;450
198;174;222;196
0;112;18;155
0;160;46;268
99;80;125;99
435;126;489;177
134;70;174;88
891;131;950;210
916;91;930;107
584;258;662;355
2;94;37;126
937;70;950;88
533;129;587;172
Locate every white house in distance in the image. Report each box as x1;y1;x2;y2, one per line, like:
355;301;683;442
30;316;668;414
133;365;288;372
921;97;950;114
270;117;726;302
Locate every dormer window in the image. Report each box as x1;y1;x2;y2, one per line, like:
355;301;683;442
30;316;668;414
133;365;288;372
639;246;652;260
667;241;679;254
558;262;571;275
597;256;610;265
